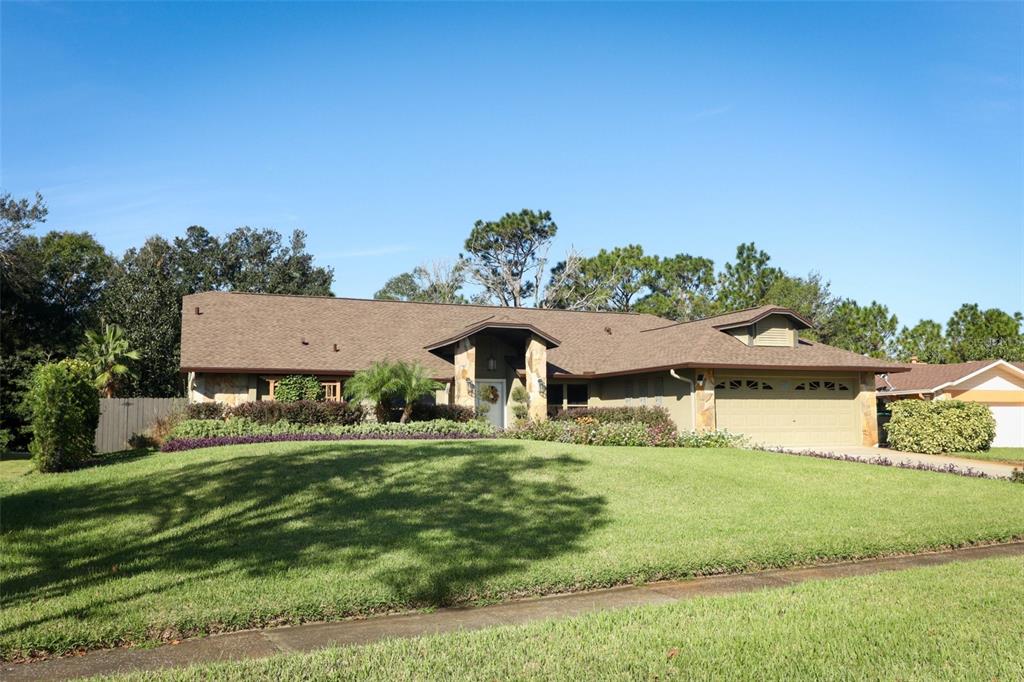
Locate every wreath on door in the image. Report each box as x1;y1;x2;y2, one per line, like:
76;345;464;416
481;385;500;404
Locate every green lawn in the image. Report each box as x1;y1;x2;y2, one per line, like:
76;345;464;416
950;447;1024;466
2;439;1022;660
0;452;34;482
106;556;1024;681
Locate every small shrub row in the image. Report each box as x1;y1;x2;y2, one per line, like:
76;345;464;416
550;406;675;430
162;430;492;452
885;400;996;454
508;419;679;447
184;400;365;425
404;403;477;423
509;417;747;449
678;430;748;448
166;417;496;446
228;400;365;425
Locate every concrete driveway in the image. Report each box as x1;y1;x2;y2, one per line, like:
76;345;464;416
787;446;1020;479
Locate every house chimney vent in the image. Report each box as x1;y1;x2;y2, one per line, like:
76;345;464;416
195;306;202;315
333;343;339;352
301;338;309;346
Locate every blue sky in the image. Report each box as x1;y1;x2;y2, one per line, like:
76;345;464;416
3;2;1021;327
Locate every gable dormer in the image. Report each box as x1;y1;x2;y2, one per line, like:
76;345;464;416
715;307;812;348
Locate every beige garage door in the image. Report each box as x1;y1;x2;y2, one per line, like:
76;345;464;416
716;375;859;447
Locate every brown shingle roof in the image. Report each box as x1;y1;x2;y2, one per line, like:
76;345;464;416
876;360;1024;393
180;293;903;379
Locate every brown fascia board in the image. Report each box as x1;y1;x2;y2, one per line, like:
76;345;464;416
181;366;454;382
712;308;814;331
551;361;908;380
423;321;562;351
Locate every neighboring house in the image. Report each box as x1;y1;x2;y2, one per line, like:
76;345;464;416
180;292;904;446
877;359;1024;447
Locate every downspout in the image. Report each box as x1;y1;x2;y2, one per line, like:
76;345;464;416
669;369;697;430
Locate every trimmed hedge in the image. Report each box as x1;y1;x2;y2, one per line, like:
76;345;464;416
508;419;679;447
185;402;225;420
405;403;476;423
26;359;100;472
165;417;496;449
550;406;675;430
226;400;364;426
162;431;491;452
885;400;997;454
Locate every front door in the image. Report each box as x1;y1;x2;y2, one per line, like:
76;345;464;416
475;380;506;429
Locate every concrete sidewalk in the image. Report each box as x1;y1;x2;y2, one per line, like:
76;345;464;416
792;446;1020;479
4;541;1022;681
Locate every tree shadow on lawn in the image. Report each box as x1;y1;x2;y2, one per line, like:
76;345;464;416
1;440;607;636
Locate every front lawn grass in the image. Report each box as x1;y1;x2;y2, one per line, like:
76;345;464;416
950;447;1024;466
0;452;34;482
2;439;1022;660
107;556;1024;681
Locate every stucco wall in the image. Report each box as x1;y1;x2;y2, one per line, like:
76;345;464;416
586;369;696;431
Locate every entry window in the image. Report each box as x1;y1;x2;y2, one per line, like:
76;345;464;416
566;384;589;409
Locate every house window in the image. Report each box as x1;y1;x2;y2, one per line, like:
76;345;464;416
566;384;589;409
547;384;564;414
322;381;341;402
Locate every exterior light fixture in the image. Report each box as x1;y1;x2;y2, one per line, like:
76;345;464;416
487;355;497;371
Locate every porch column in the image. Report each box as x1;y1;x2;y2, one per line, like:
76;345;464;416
694;369;717;432
857;372;879;446
525;334;548;422
453;337;476;409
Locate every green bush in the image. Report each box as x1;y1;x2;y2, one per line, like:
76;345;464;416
227;400;364;425
508;418;679;447
185;402;225;420
274;375;324;403
26;359;100;472
0;428;11;454
678;430;747;448
167;417;496;442
550;406;675;430
885;400;996;454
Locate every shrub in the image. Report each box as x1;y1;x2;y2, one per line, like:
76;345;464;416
164;417;496;450
406;403;476;423
885;400;997;454
185;402;225;420
508;419;679;447
0;428;11;454
274;375;324;403
509;385;529;424
226;400;365;426
551;406;675;430
26;359;100;472
678;430;747;448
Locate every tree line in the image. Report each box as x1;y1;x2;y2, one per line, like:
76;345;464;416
1;192;334;446
375;209;1024;363
2;197;1021;447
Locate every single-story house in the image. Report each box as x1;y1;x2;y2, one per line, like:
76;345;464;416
180;291;905;446
877;359;1024;447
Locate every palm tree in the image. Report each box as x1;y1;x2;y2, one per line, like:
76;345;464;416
78;323;141;397
390;361;444;423
343;360;400;423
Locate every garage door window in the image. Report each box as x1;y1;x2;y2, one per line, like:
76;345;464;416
715;379;775;391
794;380;850;392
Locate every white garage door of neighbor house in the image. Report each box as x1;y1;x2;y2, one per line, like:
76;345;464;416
715;375;860;447
990;405;1024;447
